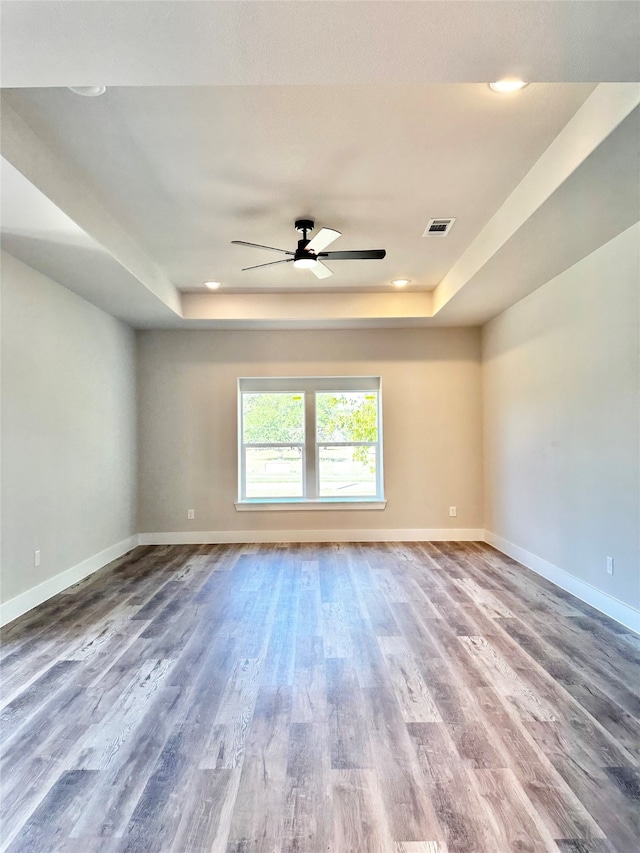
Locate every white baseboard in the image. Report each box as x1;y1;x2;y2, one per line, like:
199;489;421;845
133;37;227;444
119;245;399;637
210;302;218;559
484;531;640;634
138;528;485;546
7;529;636;635
0;535;139;627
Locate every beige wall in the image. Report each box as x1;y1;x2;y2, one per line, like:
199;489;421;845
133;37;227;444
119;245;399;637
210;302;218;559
137;327;483;534
4;224;638;618
482;224;640;609
1;253;137;603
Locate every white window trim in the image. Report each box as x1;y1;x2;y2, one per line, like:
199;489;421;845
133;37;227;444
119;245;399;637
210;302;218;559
235;499;387;512
237;376;384;508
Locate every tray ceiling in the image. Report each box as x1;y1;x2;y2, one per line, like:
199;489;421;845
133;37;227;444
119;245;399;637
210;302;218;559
1;1;638;329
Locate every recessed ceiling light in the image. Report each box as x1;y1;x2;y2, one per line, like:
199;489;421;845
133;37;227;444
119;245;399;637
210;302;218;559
391;279;411;287
67;86;107;97
489;80;528;93
204;281;222;289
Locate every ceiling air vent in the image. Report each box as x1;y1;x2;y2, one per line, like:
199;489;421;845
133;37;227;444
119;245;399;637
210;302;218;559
423;218;456;236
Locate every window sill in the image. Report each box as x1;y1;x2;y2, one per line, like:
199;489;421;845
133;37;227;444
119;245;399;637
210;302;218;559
235;499;387;512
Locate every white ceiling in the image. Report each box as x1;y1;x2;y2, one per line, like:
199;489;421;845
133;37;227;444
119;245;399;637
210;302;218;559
0;159;180;327
1;83;597;293
2;1;639;87
1;1;639;329
436;107;640;325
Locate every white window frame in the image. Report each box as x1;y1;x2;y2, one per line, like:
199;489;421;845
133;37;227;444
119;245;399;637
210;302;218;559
236;376;385;511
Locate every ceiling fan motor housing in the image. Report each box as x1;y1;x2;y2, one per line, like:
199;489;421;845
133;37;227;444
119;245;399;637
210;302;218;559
295;238;317;263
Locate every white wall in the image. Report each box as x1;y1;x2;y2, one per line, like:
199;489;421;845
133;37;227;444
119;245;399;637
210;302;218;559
482;224;640;612
137;327;483;536
1;253;137;611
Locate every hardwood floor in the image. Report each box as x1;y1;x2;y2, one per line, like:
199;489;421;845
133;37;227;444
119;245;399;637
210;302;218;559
1;542;639;852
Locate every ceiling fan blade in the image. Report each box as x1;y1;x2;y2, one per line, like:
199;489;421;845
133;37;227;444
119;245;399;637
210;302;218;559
310;261;333;279
320;249;386;260
306;227;341;254
232;240;293;255
241;259;294;271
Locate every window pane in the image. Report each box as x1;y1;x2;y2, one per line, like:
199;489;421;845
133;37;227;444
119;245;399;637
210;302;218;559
316;392;378;442
245;447;303;498
242;393;304;443
318;445;377;497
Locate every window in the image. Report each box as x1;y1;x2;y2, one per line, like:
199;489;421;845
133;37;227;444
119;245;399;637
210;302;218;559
237;377;384;508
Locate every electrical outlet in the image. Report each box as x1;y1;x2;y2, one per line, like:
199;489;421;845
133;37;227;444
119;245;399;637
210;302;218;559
449;506;457;517
187;509;195;520
606;556;614;576
34;549;41;567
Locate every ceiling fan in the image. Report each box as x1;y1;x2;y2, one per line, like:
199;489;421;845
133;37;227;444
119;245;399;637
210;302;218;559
231;219;386;279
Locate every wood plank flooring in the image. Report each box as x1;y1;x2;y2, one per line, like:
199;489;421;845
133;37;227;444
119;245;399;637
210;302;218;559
1;542;639;852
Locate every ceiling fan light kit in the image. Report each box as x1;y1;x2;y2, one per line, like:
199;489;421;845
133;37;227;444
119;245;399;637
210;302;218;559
232;220;386;280
293;257;317;270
